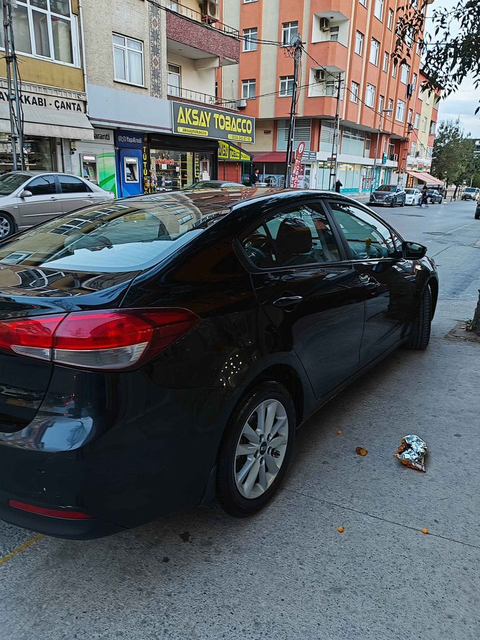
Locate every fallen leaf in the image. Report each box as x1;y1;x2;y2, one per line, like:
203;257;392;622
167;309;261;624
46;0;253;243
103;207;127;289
337;430;342;435
337;526;345;533
356;447;368;456
421;528;429;535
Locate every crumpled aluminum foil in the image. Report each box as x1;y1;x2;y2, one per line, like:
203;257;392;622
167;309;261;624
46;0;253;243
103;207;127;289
395;435;427;472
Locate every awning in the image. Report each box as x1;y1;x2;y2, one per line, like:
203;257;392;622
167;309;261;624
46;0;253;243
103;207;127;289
252;151;287;164
0;104;94;141
407;170;444;186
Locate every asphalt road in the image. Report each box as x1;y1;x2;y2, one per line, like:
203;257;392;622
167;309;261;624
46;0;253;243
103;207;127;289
1;200;480;640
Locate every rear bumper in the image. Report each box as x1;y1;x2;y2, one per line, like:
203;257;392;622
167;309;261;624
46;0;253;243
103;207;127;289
0;366;239;539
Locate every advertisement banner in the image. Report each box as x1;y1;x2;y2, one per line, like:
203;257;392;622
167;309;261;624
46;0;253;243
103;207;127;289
218;140;253;162
172;102;255;144
291;142;306;188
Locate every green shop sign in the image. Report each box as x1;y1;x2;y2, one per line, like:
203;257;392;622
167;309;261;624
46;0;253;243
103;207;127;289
171;102;255;144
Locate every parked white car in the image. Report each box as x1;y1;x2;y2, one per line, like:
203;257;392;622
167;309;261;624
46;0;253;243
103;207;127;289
405;188;422;206
0;171;115;239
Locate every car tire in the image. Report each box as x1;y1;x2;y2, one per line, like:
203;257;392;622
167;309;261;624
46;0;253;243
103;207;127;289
404;285;432;351
475;213;480;220
0;212;15;239
390;199;395;208
216;381;295;518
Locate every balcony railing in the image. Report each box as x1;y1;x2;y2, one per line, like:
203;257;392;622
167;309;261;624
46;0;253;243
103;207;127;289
165;1;239;38
167;85;238;110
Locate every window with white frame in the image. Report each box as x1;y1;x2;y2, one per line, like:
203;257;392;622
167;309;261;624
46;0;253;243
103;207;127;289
370;38;380;65
242;79;256;99
387;8;394;30
325;80;336;96
411;141;417;156
359;0;367;6
330;26;340;42
412;73;418;91
414;113;420;129
113;34;144;85
408;108;413;124
379;95;384;113
167;63;181;97
277;118;311;151
400;63;410;84
422;116;428;132
243;28;258;52
351;81;359;103
383;51;389;72
279;76;295;96
365;83;376;108
396;99;406;122
0;0;78;64
374;0;384;21
355;31;364;55
426;91;431;105
430;121;436;135
244;0;257;2
388;98;394;112
282;21;298;46
392;60;398;78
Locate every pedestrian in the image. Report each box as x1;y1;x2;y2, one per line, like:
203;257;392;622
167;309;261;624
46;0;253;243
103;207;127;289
251;168;260;186
419;185;429;207
335;179;343;193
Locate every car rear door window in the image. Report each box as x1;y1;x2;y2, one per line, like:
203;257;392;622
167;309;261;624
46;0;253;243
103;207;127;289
27;175;57;196
242;204;341;268
58;176;91;193
328;201;396;259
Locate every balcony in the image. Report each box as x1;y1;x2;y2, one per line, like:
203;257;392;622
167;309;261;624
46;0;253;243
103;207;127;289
166;3;240;66
309;41;348;72
167;84;238;110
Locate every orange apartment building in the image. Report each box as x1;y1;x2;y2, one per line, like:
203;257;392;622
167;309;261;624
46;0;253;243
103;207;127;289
221;0;438;193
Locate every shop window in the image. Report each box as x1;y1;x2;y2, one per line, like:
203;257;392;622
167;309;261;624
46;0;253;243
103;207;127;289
124;157;139;184
27;175;57;196
277;119;311;151
0;0;77;64
59;175;91;194
113;34;144;86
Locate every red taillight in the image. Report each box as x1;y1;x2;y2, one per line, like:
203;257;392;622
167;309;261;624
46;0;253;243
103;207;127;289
8;499;93;520
0;308;200;371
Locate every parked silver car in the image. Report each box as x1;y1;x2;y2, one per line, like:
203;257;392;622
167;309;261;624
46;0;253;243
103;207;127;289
0;172;115;238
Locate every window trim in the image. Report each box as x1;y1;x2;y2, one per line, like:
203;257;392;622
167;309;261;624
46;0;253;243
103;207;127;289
241;78;256;99
279;75;295;97
235;198;350;272
242;27;258;52
281;21;299;47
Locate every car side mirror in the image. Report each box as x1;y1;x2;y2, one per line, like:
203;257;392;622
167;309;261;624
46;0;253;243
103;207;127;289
20;190;33;198
403;242;427;260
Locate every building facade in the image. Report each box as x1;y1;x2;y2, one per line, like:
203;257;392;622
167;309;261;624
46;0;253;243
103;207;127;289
222;0;436;193
0;0;93;173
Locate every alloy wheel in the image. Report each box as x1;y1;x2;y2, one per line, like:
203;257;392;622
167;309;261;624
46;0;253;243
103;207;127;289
234;399;289;500
0;215;12;239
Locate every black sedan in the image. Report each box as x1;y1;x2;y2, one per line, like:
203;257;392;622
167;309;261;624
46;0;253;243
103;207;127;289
426;189;443;204
0;190;438;539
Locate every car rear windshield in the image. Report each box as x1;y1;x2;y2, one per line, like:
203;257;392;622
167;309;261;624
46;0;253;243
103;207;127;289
377;185;396;192
0;173;28;195
465;188;476;193
405;189;416;194
0;194;231;273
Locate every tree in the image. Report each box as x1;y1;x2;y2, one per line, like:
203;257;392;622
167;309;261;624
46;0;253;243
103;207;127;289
431;120;474;193
395;1;480;108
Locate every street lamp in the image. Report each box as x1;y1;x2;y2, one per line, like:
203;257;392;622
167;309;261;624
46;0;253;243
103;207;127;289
371;109;393;193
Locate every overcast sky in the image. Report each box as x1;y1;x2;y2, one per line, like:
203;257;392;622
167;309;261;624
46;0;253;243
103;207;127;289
430;0;480;138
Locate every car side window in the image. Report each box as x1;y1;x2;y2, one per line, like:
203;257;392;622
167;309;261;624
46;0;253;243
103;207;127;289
27;175;56;196
328;201;396;260
58;176;91;194
242;204;341;269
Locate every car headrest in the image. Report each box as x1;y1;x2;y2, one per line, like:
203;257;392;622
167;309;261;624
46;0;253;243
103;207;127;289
276;218;313;255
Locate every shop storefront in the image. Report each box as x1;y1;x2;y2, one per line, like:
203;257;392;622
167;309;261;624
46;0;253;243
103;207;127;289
218;140;253;183
73;128;117;195
0;81;93;172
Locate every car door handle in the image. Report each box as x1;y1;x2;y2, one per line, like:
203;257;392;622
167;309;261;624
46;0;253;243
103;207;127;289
273;295;303;310
50;197;57;201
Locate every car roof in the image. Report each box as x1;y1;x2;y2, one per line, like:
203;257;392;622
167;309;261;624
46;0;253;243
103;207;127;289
3;171;85;178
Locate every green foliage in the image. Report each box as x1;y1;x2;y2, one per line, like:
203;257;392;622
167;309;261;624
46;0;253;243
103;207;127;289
431;120;475;186
395;1;480;109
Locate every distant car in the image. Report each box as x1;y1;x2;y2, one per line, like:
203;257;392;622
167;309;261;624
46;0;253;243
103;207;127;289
0;171;114;239
405;188;422;206
475;202;480;220
187;181;246;190
426;189;443;204
462;187;479;201
370;184;406;207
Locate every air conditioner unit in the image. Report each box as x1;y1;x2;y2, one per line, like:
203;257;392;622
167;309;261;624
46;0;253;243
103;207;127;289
237;99;247;109
319;17;330;32
314;69;326;82
200;0;219;21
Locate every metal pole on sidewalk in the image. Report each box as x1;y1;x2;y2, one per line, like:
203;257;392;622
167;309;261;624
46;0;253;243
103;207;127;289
2;0;25;170
284;35;302;189
329;74;343;191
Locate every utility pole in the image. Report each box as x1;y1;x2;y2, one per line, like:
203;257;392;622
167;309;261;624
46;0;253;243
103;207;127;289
284;34;302;188
2;0;25;171
329;74;343;191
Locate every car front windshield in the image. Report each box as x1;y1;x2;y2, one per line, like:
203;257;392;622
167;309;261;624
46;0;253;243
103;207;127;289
377;186;396;192
0;193;231;273
0;173;28;196
405;189;415;194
